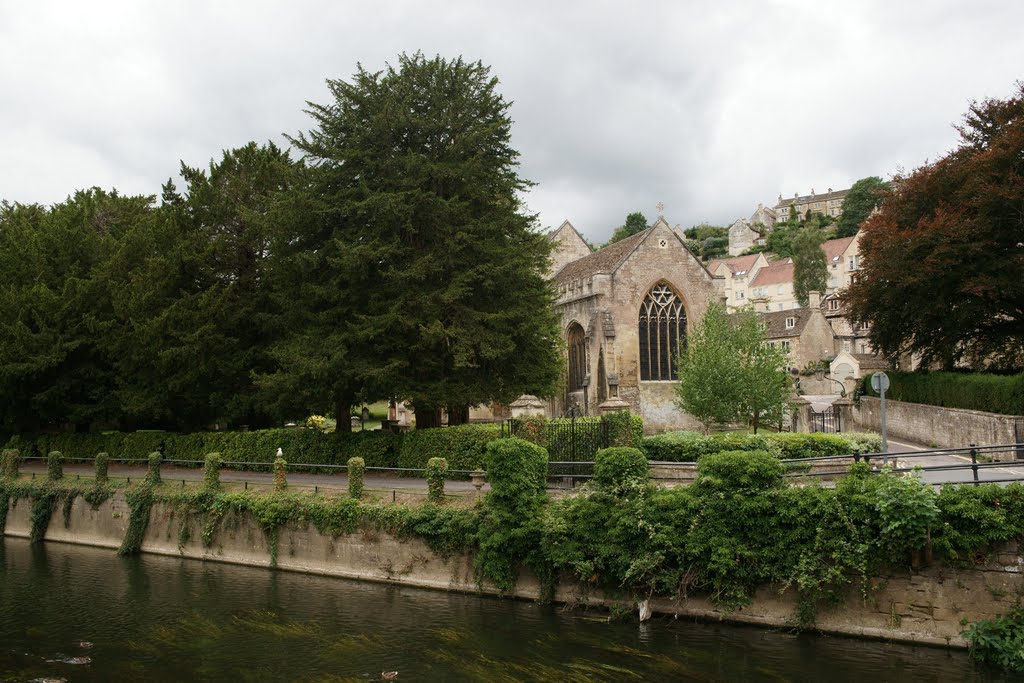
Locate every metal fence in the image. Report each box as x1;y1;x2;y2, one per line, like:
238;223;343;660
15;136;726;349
810;405;841;433
501;416;609;485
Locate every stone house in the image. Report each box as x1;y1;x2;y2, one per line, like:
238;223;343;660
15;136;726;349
548;216;723;431
823;233;862;292
708;253;770;311
823;291;875;356
775;187;850;222
829;351;890;396
727;204;777;256
750;259;799;312
760;292;836;372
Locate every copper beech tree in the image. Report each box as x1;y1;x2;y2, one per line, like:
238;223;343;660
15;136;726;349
847;83;1024;370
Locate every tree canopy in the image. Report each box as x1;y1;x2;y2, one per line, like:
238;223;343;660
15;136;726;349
288;53;561;426
675;303;791;433
791;224;828;307
847;83;1024;370
836;176;890;238
606;211;648;246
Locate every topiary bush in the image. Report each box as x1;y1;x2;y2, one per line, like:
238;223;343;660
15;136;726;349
593;447;649;492
203;453;222;492
47;451;63;481
94;452;109;485
347;457;365;500
1;449;20;480
425;457;447;503
146;452;162;484
603;411;645;448
273;456;287;491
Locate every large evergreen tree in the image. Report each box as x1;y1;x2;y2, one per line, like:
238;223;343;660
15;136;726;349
847;84;1024;370
791;225;828;307
289;53;561;427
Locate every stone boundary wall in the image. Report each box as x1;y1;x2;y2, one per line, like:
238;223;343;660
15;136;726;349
648;458;889;485
854;397;1024;454
5;491;1024;649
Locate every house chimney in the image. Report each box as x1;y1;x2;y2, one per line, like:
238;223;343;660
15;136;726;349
808;290;821;309
811;187;815;195
827;187;833;193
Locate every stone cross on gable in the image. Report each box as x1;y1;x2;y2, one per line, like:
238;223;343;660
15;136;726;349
656;201;664;217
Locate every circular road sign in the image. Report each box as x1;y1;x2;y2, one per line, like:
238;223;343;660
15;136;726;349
871;371;890;393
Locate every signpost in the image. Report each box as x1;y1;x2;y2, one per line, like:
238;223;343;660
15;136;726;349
871;371;890;464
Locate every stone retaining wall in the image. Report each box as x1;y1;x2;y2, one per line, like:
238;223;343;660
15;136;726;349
855;397;1024;454
4;491;1022;648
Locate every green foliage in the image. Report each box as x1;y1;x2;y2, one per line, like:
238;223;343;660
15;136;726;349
273;457;287;492
641;431;877;462
593;447;649;492
347;457;365;499
859;370;1024;416
476;438;550;594
963;605;1024;673
146;452;162;484
29;487;59;543
120;483;155;555
675;303;791;433
606;211;649;246
46;451;63;481
683;223;729;260
425;457;447;503
203;453;222;492
4;428;402;471
836;176;889;238
397;424;499;474
791;225;827;307
1;449;19;480
95;452;109;485
696;450;784;492
603;411;644;448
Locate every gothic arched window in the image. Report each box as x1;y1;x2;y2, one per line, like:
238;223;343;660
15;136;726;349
567;323;586;392
638;283;686;381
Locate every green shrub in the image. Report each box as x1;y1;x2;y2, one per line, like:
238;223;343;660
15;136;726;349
477;438;550;593
603;411;644;447
962;605;1024;673
398;424;500;474
768;433;852;459
146;452;162;484
860;371;1024;416
203;453;222;492
1;449;20;480
842;432;883;454
593;447;649;492
1;428;402;472
95;452;109;485
273;456;287;491
347;457;365;500
696;450;783;492
47;451;64;481
641;431;878;462
425;457;447;503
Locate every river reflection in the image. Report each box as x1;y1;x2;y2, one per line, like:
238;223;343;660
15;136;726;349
0;538;1005;682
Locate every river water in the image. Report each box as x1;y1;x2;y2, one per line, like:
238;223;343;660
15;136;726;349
0;538;1005;682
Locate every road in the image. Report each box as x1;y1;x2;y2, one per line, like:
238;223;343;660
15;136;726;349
885;438;1024;486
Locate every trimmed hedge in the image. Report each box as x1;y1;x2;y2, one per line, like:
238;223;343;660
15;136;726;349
594;447;649;491
397;424;501;474
641;431;883;462
859;371;1024;416
2;429;402;472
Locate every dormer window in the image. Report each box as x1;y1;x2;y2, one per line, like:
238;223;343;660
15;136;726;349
785;317;795;330
828;298;840;311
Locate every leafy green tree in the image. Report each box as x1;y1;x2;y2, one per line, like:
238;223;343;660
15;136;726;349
290;53;562;427
675;303;790;433
836;176;889;238
848;84;1024;369
606;211;648;246
0;191;147;432
683;223;729;260
791;225;828;307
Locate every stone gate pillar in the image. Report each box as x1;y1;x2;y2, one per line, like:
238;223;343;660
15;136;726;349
509;394;545;419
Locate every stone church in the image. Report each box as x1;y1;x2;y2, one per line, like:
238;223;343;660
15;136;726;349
546;215;723;431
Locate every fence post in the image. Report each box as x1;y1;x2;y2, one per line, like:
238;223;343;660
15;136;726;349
970;443;979;485
853;449;860;464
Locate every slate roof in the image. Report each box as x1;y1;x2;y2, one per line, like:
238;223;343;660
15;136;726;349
760;308;811;339
750;260;794;288
852;353;889;370
554;228;649;282
774;188;850;209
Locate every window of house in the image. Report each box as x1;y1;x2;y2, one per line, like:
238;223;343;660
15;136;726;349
739;291;745;299
778;303;784;311
785;317;795;329
843;340;851;352
777;285;784;295
781;341;791;351
567;323;586;392
828;298;840;311
638;282;686;381
848;256;859;270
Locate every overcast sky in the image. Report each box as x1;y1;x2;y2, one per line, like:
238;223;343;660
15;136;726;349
2;1;1022;242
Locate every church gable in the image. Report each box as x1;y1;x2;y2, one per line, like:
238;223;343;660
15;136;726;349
614;217;717;284
548;220;593;278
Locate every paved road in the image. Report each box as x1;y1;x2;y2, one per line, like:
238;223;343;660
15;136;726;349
886;438;1024;486
20;462;490;494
